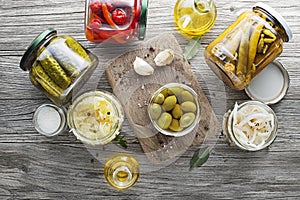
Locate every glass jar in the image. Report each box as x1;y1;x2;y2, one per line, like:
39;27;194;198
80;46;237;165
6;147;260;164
20;29;99;105
147;83;201;137
85;0;148;43
33;104;67;137
174;0;217;37
104;154;139;190
204;3;292;90
67;90;124;145
223;101;278;151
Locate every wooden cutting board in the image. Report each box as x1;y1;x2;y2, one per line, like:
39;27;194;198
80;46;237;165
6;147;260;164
105;33;219;164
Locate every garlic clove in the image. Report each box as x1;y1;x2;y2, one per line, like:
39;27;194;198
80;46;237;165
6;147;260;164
154;49;174;66
133;56;154;76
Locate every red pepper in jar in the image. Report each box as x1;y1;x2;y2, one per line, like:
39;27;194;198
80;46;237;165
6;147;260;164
102;3;119;29
85;0;148;43
112;8;127;25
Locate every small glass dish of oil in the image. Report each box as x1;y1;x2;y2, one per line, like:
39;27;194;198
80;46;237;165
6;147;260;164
104;154;140;190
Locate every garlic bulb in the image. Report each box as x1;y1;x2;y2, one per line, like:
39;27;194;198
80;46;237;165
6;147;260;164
154;49;174;66
133;56;154;76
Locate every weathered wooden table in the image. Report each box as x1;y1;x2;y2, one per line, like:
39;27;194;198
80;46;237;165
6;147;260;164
1;0;299;199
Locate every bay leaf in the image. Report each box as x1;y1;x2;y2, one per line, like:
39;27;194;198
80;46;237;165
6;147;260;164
189;146;210;170
183;36;202;60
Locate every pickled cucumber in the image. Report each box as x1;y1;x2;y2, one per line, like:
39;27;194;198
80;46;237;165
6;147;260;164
31;64;63;97
39;51;71;89
64;36;91;62
47;41;81;78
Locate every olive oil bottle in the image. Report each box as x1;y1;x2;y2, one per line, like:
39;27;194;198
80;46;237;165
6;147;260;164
174;0;217;37
104;154;139;190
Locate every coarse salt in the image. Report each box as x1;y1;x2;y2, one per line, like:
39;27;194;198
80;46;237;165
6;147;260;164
36;106;61;134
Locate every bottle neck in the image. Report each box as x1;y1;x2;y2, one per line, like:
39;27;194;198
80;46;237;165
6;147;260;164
194;0;214;13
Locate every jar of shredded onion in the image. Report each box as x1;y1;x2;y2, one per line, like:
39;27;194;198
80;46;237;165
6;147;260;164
223;101;278;151
67;90;124;145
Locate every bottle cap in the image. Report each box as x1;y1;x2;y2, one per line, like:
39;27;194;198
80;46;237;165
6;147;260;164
245;60;290;105
33;104;67;136
138;0;149;40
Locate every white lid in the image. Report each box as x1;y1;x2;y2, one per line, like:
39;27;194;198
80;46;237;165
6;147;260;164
33;104;67;136
253;2;293;42
245;60;290;105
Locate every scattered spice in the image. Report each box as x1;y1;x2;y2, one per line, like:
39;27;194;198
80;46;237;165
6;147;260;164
149;47;156;52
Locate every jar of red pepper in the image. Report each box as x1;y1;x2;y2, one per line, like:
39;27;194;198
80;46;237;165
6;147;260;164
85;0;148;43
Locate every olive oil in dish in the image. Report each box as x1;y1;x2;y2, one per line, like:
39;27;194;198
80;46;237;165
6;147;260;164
104;154;139;190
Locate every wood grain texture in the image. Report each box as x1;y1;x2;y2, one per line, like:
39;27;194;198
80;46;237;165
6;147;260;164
0;0;300;199
105;33;219;163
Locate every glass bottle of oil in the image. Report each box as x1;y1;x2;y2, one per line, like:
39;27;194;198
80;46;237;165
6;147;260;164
174;0;217;37
104;154;139;190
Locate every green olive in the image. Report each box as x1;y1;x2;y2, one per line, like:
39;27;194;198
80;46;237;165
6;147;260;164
161;89;169;97
163;95;177;111
149;103;162;119
169;119;183;132
169;87;184;96
154;93;165;104
180;112;196;128
180;90;195;102
181;101;197;113
172;104;183;119
157;112;172;130
167;88;175;96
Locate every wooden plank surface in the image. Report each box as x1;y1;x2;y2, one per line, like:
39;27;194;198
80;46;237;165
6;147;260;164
105;33;218;164
0;0;300;199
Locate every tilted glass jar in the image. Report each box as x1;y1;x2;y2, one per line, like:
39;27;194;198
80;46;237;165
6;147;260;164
20;29;99;105
204;3;292;90
85;0;148;43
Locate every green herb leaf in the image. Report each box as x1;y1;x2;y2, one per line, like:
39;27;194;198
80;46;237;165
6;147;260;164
183;36;202;60
189;147;210;170
114;135;128;148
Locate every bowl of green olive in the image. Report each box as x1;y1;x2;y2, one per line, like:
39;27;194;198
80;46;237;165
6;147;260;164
147;83;201;137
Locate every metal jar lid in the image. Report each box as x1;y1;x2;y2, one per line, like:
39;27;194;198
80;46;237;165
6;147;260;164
33;104;67;137
253;2;292;42
138;0;149;40
20;28;57;71
245;60;290;105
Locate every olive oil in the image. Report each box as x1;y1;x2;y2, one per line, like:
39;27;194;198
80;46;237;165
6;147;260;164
174;0;217;37
104;154;139;190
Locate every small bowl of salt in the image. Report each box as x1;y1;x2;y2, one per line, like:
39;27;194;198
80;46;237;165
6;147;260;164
33;104;67;137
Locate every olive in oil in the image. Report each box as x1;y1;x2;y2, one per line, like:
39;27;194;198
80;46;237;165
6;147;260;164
104;154;139;190
174;0;217;37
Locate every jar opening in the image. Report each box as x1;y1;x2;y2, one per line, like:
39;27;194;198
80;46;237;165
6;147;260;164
20;28;57;71
253;2;292;42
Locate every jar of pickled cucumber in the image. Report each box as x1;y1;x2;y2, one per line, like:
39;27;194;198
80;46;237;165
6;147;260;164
85;0;148;43
204;3;292;90
20;29;99;105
